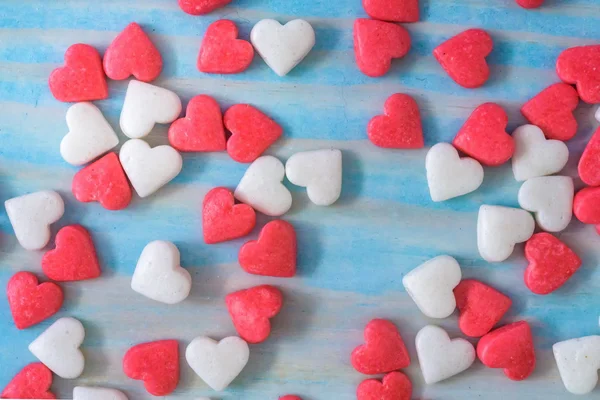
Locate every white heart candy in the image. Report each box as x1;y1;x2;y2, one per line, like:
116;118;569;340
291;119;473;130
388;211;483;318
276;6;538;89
477;205;535;262
120;80;182;139
186;336;250;392
251;19;315;76
416;325;475;384
234;155;292;216
285;149;342;206
518;176;573;232
553;335;600;395
131;240;191;304
29;317;85;379
60;102;119;166
402;255;461;318
426;143;484;202
595;105;600;123
511;125;569;182
119;139;182;198
73;387;128;400
5;190;64;250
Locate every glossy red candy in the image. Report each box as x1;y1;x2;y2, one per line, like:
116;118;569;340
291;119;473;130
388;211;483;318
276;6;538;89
362;0;419;22
574;186;600;224
7;272;63;330
123;340;180;396
578;127;600;186
516;0;544;8
279;396;302;400
1;363;55;399
367;93;423;149
351;319;410;374
357;371;412;400
42;225;101;281
169;95;227;152
203;187;256;244
198;20;254;74
557;45;600;104
178;0;232;15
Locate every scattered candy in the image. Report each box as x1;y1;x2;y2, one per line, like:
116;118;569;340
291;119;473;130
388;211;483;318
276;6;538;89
362;0;419;22
557;45;600;104
0;363;55;399
178;0;232;15
367;93;424;149
351;319;410;374
596;105;600;122
356;371;412;400
42;225;101;281
203;187;256;244
516;0;544;8
73;387;128;400
477;205;535;262
578;126;600;186
123;340;179;396
280;396;302;400
198;20;254;74
169;95;226;152
573;186;600;224
286;149;343;206
518;176;573;232
553;335;600;395
7;271;63;329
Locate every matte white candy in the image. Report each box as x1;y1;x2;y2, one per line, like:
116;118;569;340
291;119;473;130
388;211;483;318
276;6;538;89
120;139;182;198
426;143;484;202
402;255;461;318
518;176;574;232
553;335;600;395
186;336;250;392
251;19;315;76
416;325;475;384
511;125;569;182
120;80;182;139
285;149;342;206
73;387;128;400
29;317;85;379
131;241;191;304
477;205;535;262
234;155;292;216
5;190;64;250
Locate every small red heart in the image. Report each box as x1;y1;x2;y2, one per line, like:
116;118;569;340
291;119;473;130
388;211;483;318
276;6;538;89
516;0;544;8
362;0;419;22
433;29;493;89
521;83;579;141
557;45;600;104
49;44;108;102
578;127;600;186
453;103;514;166
574;186;600;224
203;187;256;244
353;19;411;78
357;371;412;400
7;272;63;330
453;279;511;337
279;396;302;400
72;152;132;211
198;20;254;74
224;104;283;163
239;220;297;277
1;363;55;399
477;321;536;381
178;0;232;15
103;22;163;82
168;95;227;152
524;233;581;295
42;225;101;282
226;285;283;344
123;340;179;396
367;93;424;149
351;319;410;374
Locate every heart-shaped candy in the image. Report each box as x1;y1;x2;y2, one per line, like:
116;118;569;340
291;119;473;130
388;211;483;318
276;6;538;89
203;187;256;244
73;387;128;400
553;335;600;395
280;396;302;400
477;205;535;262
351;319;410;374
357;371;412;400
557;45;600;104
42;225;101;281
7;271;63;329
516;0;544;8
178;0;232;15
168;95;226;152
596;105;600;122
578;127;600;186
226;285;283;343
198;20;254;74
362;0;419;22
123;340;179;396
511;125;569;182
574;186;600;224
367;93;424;149
1;363;55;399
286;149;342;206
518;176;573;232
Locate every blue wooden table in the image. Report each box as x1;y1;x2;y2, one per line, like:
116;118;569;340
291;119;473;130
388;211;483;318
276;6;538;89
1;0;599;399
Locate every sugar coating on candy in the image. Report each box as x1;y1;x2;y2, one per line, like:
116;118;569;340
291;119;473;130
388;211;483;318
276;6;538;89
123;340;179;396
49;44;108;102
574;186;600;224
178;0;232;15
433;29;493;89
203;187;256;244
103;22;162;82
1;363;55;399
367;93;424;149
553;335;600;395
518;176;573;233
7;272;63;330
285;149;343;206
524;233;581;295
353;19;411;78
362;0;419;22
557;45;600;104
578;126;600;186
42;225;101;281
73;387;128;400
516;0;544;8
511;125;569;182
478;205;535;263
351;319;410;374
198;20;254;74
357;371;412;400
169;95;226;152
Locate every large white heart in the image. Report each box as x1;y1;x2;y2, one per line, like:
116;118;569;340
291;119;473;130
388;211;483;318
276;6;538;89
5;190;64;250
119;139;183;198
28;317;85;379
511;125;569;182
185;336;250;391
518;176;573;232
120;80;182;139
131;240;191;304
477;205;535;262
73;386;128;400
285;149;342;206
60;102;119;166
251;19;315;76
553;335;600;395
234;155;292;216
426;143;484;202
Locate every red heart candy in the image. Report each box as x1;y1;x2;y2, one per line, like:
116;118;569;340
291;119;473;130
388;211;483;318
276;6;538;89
7;272;63;330
72;152;132;211
521;83;579;141
453;103;514;166
524;233;581;295
362;0;419;22
49;44;108;102
453;279;511;338
123;340;179;396
433;29;493;89
224;104;283;163
351;319;410;374
516;0;544;8
103;22;162;82
178;0;231;15
557;45;600;104
239;220;297;277
353;19;411;78
1;363;55;399
356;371;412;400
280;396;302;400
203;187;256;244
574;186;600;224
477;321;536;381
367;93;424;149
42;225;101;281
198;20;254;74
578;127;600;186
226;285;283;344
